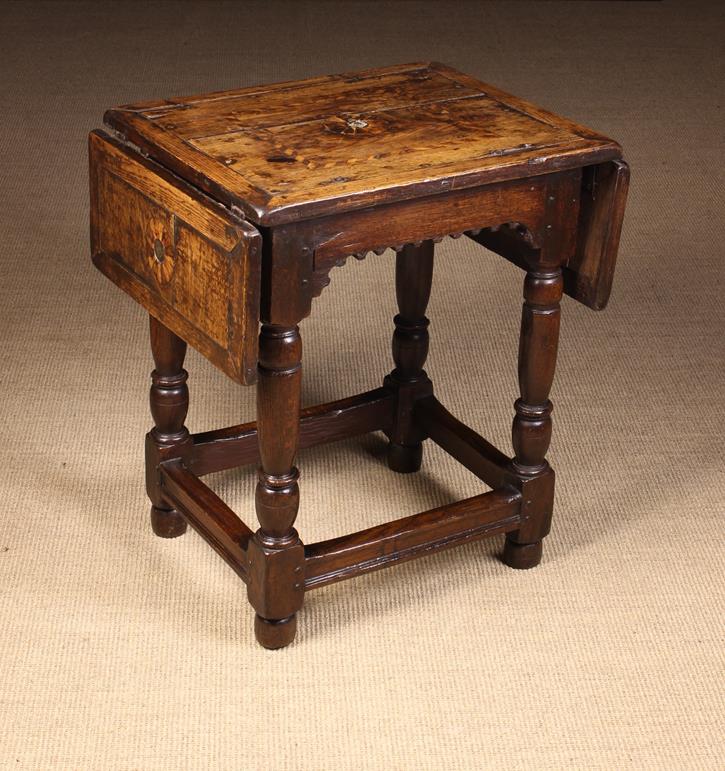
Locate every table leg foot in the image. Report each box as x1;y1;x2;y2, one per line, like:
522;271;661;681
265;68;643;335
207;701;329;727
502;537;542;570
255;614;297;649
150;505;187;538
387;441;423;473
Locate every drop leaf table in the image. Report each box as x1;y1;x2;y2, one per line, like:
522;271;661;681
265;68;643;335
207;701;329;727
90;62;629;648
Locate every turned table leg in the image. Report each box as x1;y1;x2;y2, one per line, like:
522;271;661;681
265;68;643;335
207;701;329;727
246;324;305;649
146;315;191;538
386;241;435;472
503;267;562;569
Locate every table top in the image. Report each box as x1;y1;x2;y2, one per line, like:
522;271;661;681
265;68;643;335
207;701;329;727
105;62;622;226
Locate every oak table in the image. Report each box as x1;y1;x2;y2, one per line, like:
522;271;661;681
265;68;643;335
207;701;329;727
90;62;629;648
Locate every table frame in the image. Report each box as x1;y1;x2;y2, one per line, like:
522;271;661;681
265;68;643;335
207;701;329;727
141;164;622;648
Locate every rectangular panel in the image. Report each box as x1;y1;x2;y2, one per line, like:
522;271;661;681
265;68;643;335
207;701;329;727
89;130;261;384
104;62;623;225
140;67;480;136
565;160;630;310
187;94;582;206
307;174;549;269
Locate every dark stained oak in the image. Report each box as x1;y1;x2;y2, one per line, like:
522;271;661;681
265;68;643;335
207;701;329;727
304;488;522;590
503;263;563;569
247;324;305;649
415;396;513;490
468;159;630;310
160;461;252;580
189;388;395;476
90;63;629;648
307;174;549;267
566;159;630;309
146;316;191;538
385;241;435;472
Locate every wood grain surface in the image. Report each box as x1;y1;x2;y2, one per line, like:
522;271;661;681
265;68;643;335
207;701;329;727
104;62;622;224
89;130;262;384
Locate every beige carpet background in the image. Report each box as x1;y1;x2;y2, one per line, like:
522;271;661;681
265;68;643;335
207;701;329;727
1;1;723;768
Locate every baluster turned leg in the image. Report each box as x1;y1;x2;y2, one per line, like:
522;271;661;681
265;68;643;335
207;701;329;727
246;325;305;649
146;315;191;537
386;241;435;472
503;267;562;569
